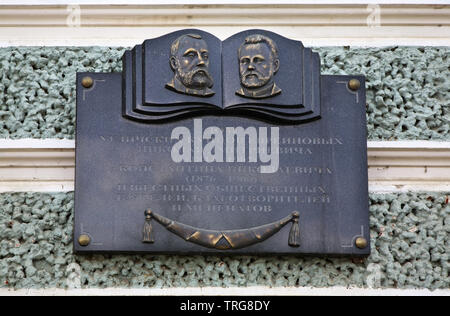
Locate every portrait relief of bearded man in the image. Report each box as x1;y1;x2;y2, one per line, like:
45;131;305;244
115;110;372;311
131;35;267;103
236;34;282;99
166;33;215;97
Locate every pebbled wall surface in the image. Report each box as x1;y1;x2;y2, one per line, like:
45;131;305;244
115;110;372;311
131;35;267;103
0;192;448;289
0;46;449;140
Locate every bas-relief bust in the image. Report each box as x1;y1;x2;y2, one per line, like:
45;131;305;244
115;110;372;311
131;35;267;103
235;34;281;99
165;33;215;97
165;33;281;100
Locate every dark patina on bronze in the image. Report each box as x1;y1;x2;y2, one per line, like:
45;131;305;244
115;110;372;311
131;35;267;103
74;29;369;256
121;29;321;124
235;34;282;99
143;210;300;249
165;33;215;97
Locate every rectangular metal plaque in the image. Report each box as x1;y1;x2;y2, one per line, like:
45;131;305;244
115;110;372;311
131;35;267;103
74;30;370;256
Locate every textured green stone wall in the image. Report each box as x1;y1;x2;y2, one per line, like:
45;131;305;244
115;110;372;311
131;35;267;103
0;47;448;140
0;192;448;289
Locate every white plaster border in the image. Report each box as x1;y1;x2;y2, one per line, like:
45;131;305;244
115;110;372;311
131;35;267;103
0;139;449;192
0;3;449;46
0;286;449;296
3;1;450;5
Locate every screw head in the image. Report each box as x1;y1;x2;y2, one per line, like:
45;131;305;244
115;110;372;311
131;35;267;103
348;79;360;91
78;234;91;246
81;76;94;89
355;237;368;249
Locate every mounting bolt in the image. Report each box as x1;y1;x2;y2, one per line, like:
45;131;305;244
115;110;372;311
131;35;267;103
81;76;94;89
78;234;91;246
355;237;367;249
348;79;360;91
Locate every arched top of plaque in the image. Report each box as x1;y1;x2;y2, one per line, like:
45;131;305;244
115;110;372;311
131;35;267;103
122;29;321;124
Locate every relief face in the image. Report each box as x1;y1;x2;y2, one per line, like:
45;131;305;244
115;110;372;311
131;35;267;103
166;33;215;97
236;34;281;99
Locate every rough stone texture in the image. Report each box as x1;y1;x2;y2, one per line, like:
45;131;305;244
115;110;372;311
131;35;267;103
317;47;449;140
0;192;448;289
0;46;448;140
0;47;125;139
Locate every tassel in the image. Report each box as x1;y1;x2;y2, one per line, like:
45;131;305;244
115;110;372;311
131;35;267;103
288;211;300;247
142;209;154;243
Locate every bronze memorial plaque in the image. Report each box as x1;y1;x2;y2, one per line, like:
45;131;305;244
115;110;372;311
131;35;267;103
74;29;370;256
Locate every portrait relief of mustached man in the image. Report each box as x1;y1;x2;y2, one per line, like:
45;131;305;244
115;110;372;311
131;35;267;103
165;33;215;97
236;34;282;99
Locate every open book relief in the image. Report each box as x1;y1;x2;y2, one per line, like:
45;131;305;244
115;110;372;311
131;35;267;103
122;29;321;123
